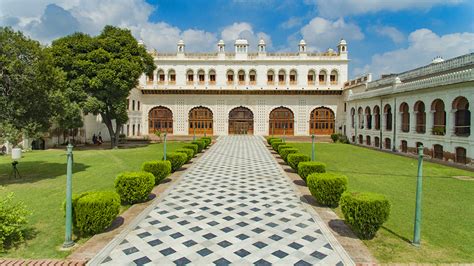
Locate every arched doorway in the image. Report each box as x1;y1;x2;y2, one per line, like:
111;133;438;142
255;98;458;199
189;106;213;135
452;96;470;136
269;107;294;136
309;107;335;135
229;107;254;135
148;106;173;134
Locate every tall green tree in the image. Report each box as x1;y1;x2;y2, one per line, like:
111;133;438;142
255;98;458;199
0;27;66;146
51;25;155;148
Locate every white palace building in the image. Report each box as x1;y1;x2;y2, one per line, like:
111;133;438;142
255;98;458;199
47;39;474;166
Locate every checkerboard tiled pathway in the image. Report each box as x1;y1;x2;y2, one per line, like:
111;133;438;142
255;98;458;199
88;136;354;266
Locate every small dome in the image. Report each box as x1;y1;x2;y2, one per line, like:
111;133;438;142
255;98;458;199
235;39;249;45
339;38;347;45
259;38;266;45
327;48;334;53
177;39;185;45
431;56;444;64
218;40;225;45
299;39;306;45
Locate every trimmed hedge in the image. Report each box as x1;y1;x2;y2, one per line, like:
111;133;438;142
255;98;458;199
141;160;171;184
267;137;279;145
164;152;188;172
340;192;391;239
280;148;299;162
287;153;311;170
297;161;326;181
271;140;284;151
307;172;348;207
71;191;120;236
115;171;155;204
175;148;194;163
330;133;339;143
277;144;293;155
191;140;205;153
182;144;198;156
269;138;282;145
201;137;212;147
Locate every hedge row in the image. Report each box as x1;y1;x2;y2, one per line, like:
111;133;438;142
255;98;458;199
69;137;213;236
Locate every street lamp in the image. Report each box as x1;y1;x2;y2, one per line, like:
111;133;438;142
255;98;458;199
163;132;167;161
283;124;286;143
311;134;315;161
63;144;74;248
413;145;424;246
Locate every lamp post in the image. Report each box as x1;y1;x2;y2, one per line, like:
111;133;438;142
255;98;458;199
193;126;196;141
163;132;167;161
311;134;315;161
413;145;424;246
283;125;286;143
63;144;74;248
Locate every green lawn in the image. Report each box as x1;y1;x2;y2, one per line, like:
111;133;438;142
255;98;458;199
290;142;474;263
0;142;186;259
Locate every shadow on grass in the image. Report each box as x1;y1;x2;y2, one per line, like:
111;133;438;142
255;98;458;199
327;169;461;179
328;219;359;239
0;161;89;186
381;225;411;243
2;226;39;252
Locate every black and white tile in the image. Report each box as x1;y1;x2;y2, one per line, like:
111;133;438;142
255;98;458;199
88;136;353;266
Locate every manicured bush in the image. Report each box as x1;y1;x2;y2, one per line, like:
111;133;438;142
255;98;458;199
307;172;348;207
72;191;120;236
280;148;299;162
271;140;284;151
201;137;212;147
269;138;282;145
277;144;293;155
141;160;171;184
267;137;278;145
115;171;155;204
191;140;205;153
182;144;198;156
331;133;339;143
175;148;194;163
340;192;391;239
287;153;311;170
297;161;326;181
338;135;349;144
164;152;188;172
0;193;30;252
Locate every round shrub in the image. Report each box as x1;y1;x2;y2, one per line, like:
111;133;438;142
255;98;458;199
0;193;30;252
182;144;198;156
191;140;205;153
330;133;339;143
287;153;311;170
271;140;284;151
307;172;348;207
175;148;194;163
164;152;188;172
269;138;282;145
115;171;155;204
340;192;391;239
141;160;171;184
280;148;299;162
72;191;120;236
201;137;212;147
277;144;293;155
267;137;278;145
297;161;326;181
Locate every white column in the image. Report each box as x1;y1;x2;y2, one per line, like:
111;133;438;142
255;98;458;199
446;109;456;138
426;110;435;136
410;111;417;133
153;70;157;87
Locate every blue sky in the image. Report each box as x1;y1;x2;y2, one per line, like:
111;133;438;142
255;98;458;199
1;0;473;79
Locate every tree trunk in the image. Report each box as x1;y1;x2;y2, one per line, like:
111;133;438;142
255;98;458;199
101;113;118;149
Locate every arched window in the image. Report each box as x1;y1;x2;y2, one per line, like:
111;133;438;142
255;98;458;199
198;69;205;84
431;99;446;135
132;100;135;111
330;70;338;85
227;70;234;84
238;70;245;84
374;136;380;148
168;69;176;84
452;96;470;136
132;124;135;136
319;70;327;84
401;140;407;153
455;147;467;164
358;134;363;144
400;102;409;132
384;138;391;150
384;104;392;131
289;70;297;85
147;72;154;84
157;69;165;84
365;107;372;129
249;69;256;85
137;101;140;111
350;108;355;128
148;106;173;134
269;107;294;136
310;107;335;135
433;144;443;160
187;70;194;84
189;106;213;135
308;70;316;85
374;105;380;130
267;70;274;84
366;135;371;146
414;101;426;133
278;70;286;84
208;69;216;84
358;107;364;129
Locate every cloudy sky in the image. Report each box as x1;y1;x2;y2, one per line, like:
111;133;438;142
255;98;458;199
1;0;473;79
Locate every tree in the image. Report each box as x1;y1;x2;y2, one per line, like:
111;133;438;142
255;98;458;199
0;27;66;147
50;25;155;148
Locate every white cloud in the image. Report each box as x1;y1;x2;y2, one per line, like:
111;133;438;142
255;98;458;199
309;0;463;18
220;22;273;51
280;17;303;29
372;26;405;43
300;17;363;51
354;29;474;79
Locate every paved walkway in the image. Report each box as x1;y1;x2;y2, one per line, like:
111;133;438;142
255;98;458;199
88;136;353;265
